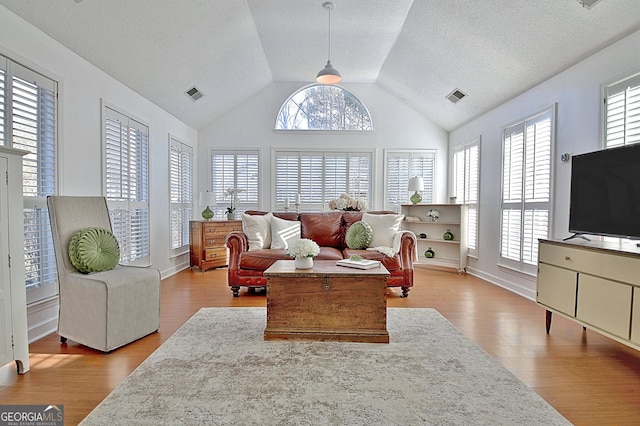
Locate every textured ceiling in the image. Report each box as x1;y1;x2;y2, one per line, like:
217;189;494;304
1;0;640;131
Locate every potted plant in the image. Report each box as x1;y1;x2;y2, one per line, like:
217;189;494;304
224;187;244;220
287;238;320;269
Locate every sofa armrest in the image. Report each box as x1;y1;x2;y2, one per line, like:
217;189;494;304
226;231;248;289
398;232;416;289
226;231;248;267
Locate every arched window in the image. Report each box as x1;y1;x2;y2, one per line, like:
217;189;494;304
276;84;373;131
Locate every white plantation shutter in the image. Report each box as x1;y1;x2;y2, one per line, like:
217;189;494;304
452;141;479;255
500;108;553;273
103;106;150;265
385;151;435;211
170;137;193;253
5;59;58;304
605;73;640;148
211;151;260;216
274;151;372;210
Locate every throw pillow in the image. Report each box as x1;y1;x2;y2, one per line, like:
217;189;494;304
345;221;373;249
362;212;404;248
69;227;120;273
270;215;301;250
242;212;272;251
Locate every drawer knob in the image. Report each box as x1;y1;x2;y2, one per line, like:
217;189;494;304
564;256;571;261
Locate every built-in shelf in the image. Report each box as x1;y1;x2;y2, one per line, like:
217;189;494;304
401;203;468;273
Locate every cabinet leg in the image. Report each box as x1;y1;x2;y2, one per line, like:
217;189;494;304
545;310;552;334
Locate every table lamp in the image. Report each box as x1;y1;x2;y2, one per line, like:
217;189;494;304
199;190;216;220
408;176;424;205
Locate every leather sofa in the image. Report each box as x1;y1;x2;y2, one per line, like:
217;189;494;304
226;210;416;297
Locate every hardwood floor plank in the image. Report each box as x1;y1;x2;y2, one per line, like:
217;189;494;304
1;266;639;425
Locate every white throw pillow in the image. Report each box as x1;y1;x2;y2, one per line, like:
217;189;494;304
362;212;404;248
270;216;301;250
242;213;272;251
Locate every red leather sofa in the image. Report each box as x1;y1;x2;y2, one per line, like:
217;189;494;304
225;211;416;297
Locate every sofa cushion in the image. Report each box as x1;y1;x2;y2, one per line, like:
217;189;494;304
270;215;301;250
315;247;344;260
345;221;373;249
239;249;289;270
242;212;272;251
362;212;404;248
299;212;343;248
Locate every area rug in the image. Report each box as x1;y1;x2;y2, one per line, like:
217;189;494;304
81;308;570;425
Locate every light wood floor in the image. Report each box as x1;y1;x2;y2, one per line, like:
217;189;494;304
2;266;639;425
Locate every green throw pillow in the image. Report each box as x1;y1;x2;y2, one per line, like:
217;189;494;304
69;227;120;274
345;221;373;249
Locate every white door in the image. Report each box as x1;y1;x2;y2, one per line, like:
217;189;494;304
0;157;13;368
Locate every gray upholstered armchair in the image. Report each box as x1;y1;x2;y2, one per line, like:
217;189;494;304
47;196;161;352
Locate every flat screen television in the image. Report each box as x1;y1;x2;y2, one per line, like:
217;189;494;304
568;143;640;240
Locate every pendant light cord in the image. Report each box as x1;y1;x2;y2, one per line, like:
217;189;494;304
327;5;332;61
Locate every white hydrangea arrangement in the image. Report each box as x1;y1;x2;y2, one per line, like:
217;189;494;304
427;209;440;222
287;238;320;258
328;193;368;212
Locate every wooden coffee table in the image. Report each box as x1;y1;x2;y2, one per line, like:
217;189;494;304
263;259;390;343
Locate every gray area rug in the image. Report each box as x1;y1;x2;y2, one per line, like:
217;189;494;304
81;308;570;425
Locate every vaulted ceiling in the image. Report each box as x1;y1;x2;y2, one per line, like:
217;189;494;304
2;0;640;131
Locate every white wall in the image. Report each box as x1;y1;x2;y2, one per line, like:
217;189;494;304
198;82;449;210
0;7;198;341
449;29;640;300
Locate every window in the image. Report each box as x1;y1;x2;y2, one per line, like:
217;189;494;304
276;84;373;131
452;140;480;256
274;151;372;210
1;56;58;305
169;136;193;255
384;150;435;211
211;151;259;216
103;105;150;266
500;107;554;274
604;71;640;148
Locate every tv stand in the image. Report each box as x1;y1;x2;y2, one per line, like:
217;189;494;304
562;233;590;242
536;239;640;351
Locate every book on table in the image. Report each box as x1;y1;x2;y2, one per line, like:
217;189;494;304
336;258;381;269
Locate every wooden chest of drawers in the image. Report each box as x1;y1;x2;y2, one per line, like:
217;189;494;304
189;220;242;271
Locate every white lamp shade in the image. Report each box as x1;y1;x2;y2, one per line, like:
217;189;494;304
408;176;424;192
199;191;216;207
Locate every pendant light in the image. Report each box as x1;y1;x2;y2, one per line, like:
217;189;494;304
316;2;341;84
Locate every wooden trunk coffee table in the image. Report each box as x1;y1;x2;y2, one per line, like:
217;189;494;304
263;259;390;343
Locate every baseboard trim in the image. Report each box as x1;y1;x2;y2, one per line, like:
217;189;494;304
466;267;536;301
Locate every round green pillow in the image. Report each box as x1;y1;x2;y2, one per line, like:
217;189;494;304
346;221;373;249
69;227;120;273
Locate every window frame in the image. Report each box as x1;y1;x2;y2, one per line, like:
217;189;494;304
272;148;373;211
602;69;640;148
383;150;436;212
1;55;59;305
451;138;480;258
499;106;555;275
275;84;373;131
169;135;193;256
102;101;151;267
210;150;261;217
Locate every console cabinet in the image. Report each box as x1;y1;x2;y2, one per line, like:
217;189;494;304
537;239;640;350
401;203;468;273
0;147;29;374
189;220;242;271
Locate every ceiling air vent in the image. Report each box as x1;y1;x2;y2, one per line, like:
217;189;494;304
185;86;204;101
577;0;603;9
446;89;466;104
